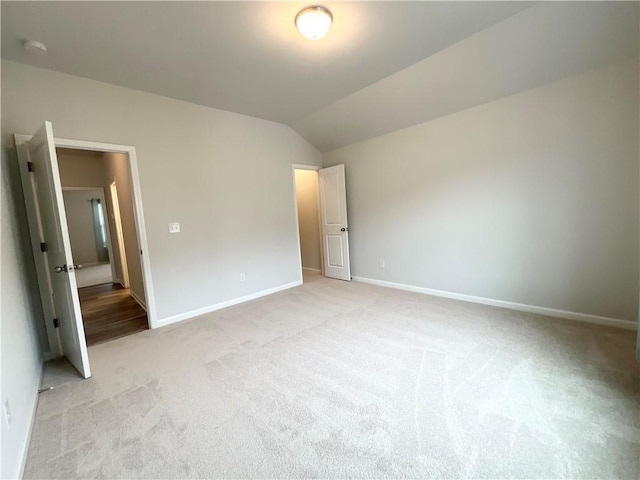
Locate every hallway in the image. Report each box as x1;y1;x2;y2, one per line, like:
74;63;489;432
78;283;148;346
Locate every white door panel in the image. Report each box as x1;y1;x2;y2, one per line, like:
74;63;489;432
319;165;351;281
327;235;345;268
17;122;91;378
323;175;342;225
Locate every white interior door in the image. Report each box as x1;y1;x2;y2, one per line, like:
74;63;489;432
16;122;91;378
318;164;351;281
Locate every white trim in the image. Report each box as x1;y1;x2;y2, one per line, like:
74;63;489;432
130;289;147;311
16;134;159;329
109;180;130;289
353;276;638;331
157;280;302;328
302;267;321;273
292;164;321;171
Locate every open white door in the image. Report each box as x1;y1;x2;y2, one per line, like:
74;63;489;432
15;122;91;378
318;164;351;281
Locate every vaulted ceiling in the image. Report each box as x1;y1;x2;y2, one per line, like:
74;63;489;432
2;2;638;152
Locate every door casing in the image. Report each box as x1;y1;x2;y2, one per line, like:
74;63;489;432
15;133;158;361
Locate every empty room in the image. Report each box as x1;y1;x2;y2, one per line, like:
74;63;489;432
1;2;639;479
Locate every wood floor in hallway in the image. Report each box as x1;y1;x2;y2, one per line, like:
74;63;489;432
78;283;148;346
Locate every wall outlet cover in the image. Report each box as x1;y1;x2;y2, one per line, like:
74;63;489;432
169;222;180;233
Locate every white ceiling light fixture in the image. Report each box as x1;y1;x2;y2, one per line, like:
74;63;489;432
23;39;48;55
295;6;333;40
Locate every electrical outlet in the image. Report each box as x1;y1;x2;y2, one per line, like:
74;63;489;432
168;222;180;234
239;273;246;282
4;400;12;426
379;259;386;269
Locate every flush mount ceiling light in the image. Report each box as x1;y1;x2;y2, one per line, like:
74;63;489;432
23;39;48;55
295;6;333;40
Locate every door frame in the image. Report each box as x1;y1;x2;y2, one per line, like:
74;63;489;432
15;135;158;354
291;164;324;282
61;186;118;283
108;180;131;289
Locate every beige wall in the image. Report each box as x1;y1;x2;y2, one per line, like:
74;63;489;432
57;148;106;187
1;148;44;479
0;62;321;474
62;189;104;265
104;152;145;301
324;59;639;321
295;169;321;271
1;60;322;323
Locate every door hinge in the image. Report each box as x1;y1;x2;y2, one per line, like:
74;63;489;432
40;242;48;253
27;161;34;172
53;318;59;328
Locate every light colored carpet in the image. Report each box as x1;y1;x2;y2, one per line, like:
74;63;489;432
25;272;639;479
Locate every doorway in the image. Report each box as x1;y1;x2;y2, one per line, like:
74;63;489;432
61;187;114;288
56;147;148;346
293;167;322;283
292;163;352;283
15;123;157;378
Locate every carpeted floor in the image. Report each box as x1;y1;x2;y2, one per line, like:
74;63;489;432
25;272;639;479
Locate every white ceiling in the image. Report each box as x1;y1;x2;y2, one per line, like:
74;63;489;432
296;2;640;151
2;2;638;152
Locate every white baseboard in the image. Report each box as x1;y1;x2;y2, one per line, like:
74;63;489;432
130;290;147;311
156;280;302;328
353;276;638;331
18;360;44;479
302;267;321;273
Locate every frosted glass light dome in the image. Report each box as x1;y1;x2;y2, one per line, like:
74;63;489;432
295;6;333;40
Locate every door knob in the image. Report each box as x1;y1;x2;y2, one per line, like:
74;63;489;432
74;264;83;270
340;227;348;232
54;265;68;273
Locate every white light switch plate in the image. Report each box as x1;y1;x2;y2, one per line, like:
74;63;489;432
169;222;180;233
